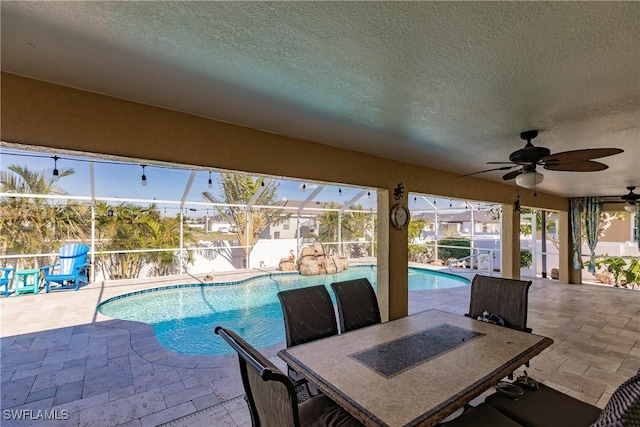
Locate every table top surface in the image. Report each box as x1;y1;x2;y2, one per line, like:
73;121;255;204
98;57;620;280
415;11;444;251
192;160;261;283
15;269;40;275
278;309;553;427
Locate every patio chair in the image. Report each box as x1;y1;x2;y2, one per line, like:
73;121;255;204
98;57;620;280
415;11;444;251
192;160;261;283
0;267;14;297
439;403;522;426
42;243;90;292
214;326;363;427
330;278;381;333
486;382;603;427
277;285;339;395
466;275;532;333
486;369;640;427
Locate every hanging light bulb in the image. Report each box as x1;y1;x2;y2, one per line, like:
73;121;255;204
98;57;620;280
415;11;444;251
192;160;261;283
52;156;60;182
302;183;307;192
208;171;213;189
414;197;417;204
141;164;147;186
338;187;343;196
367;191;371;199
449;200;452;208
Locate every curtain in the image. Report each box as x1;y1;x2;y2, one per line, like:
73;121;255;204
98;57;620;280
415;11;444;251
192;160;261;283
570;198;583;270
584;197;601;273
636;206;640;251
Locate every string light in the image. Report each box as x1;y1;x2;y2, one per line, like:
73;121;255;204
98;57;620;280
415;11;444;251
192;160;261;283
208;171;213;189
141;164;147;187
302;184;306;192
338;187;342;196
52;156;60;182
367;191;371;199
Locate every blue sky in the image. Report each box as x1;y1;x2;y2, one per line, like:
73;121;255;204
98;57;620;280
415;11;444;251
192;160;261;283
0;147;384;215
1;146;491;216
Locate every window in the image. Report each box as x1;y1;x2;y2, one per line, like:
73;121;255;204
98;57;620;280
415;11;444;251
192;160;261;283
274;231;280;239
283;218;290;231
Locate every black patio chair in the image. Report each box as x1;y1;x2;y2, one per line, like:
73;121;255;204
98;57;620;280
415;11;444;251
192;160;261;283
330;278;381;333
277;285;339;394
466;275;533;333
439;403;523;426
486;382;602;427
486;369;640;427
215;326;363;427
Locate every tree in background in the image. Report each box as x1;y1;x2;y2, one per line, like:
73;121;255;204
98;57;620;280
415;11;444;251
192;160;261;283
94;202;194;279
202;173;286;267
0;165;90;268
315;203;375;257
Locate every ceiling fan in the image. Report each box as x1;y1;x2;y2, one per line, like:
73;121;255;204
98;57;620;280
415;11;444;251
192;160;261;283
602;186;640;212
459;130;624;189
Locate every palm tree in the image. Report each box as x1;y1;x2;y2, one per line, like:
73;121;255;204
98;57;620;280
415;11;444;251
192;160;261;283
0;165;88;268
202;173;286;267
93;202;196;279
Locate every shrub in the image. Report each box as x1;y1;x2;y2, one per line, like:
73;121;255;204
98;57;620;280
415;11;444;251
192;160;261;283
437;238;471;262
520;249;532;268
409;244;432;263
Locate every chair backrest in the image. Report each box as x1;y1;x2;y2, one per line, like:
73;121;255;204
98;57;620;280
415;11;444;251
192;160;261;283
331;278;381;333
467;275;532;332
59;244;89;273
277;285;338;347
215;326;300;427
0;267;13;284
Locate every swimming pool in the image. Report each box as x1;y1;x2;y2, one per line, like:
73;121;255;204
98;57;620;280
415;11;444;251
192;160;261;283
98;266;468;356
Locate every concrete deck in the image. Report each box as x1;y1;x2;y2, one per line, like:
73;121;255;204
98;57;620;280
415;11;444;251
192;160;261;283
1;269;639;426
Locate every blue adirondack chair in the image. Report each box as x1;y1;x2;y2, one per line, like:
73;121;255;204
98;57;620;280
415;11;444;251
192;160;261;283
0;267;14;297
43;244;90;292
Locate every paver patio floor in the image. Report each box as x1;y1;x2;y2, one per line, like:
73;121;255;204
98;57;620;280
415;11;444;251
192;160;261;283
1;268;639;426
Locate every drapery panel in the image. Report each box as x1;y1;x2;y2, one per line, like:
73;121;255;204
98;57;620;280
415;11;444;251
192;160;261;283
570;198;584;270
636;203;640;251
584;197;601;273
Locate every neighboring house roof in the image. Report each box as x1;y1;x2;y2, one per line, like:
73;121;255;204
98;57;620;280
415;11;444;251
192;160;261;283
413;210;498;224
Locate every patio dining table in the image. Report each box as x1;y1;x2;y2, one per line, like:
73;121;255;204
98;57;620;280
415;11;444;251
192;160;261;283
278;308;553;427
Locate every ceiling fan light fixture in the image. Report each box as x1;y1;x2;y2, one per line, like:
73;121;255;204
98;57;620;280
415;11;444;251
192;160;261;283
515;171;544;189
624;203;637;213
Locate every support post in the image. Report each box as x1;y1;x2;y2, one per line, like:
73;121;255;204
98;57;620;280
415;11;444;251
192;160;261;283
501;202;521;279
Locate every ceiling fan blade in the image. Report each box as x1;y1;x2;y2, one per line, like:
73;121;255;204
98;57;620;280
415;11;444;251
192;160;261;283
542;148;624;163
502;170;522;181
486;161;516;165
455;166;516;178
543;160;608;172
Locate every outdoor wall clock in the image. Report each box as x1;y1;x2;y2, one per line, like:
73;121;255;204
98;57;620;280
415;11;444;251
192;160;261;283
390;203;410;230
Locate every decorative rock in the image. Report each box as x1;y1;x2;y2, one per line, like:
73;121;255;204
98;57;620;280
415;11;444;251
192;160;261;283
295;243;350;276
550;268;559;280
278;259;296;271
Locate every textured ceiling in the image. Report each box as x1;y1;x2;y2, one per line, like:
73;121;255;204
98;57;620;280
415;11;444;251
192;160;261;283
1;1;639;199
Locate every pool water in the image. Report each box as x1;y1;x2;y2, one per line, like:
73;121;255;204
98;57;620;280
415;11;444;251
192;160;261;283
98;266;468;356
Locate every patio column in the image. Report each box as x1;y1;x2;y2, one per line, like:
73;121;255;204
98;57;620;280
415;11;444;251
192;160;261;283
558;210;579;284
380;189;409;321
376;191;390;322
501;202;521;279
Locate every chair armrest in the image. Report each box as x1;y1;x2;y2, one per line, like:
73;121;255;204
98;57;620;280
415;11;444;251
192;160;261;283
41;264;60;274
73;263;90;272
